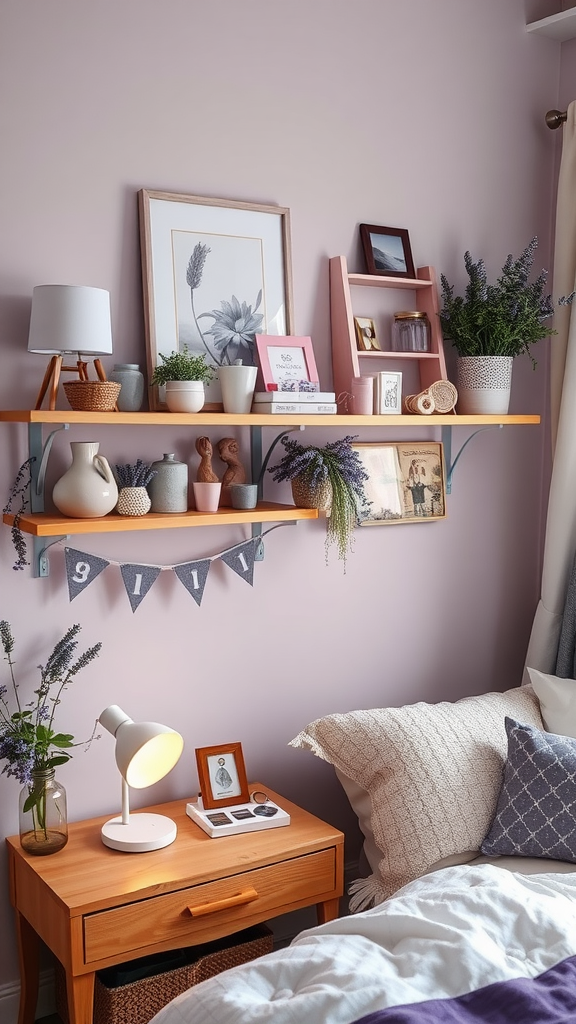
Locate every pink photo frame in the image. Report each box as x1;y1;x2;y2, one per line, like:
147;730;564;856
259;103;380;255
255;335;319;393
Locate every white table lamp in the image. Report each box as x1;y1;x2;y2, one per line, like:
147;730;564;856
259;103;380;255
28;284;113;410
99;705;184;853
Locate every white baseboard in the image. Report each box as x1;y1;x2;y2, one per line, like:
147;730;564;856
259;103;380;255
0;969;55;1024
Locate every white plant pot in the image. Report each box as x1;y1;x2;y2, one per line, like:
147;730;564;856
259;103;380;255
165;380;205;413
456;356;513;415
218;364;258;414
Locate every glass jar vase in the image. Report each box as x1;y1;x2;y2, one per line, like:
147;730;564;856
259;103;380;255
391;311;431;352
19;768;68;855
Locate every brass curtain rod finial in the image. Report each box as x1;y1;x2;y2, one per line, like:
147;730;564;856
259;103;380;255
546;109;568;130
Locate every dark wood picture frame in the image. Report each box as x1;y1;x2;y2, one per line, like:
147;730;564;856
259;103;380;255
195;742;250;809
359;224;416;278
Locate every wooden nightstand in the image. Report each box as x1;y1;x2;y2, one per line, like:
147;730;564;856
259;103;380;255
6;785;344;1024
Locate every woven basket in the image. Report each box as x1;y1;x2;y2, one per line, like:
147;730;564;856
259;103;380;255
55;924;272;1024
63;380;121;412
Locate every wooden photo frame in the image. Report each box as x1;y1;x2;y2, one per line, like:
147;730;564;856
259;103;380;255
352;441;446;524
255;334;319;392
195;742;250;809
138;189;294;410
359;224;416;278
354;316;381;351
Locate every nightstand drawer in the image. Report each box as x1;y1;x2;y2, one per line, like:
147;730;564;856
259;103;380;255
84;848;337;963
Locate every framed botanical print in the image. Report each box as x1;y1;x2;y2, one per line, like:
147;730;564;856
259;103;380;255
139;190;294;409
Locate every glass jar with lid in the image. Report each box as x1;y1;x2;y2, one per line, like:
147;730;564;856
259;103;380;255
391;311;431;353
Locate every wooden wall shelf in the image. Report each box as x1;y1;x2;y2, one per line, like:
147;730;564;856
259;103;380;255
526;7;576;40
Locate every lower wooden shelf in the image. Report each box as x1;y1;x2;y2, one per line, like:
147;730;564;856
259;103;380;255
3;502;318;537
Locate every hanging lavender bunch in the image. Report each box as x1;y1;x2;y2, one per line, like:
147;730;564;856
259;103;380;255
269;435;371;567
3;457;35;571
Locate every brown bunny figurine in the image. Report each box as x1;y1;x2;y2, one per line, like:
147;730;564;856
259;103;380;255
195;436;219;483
217;437;246;505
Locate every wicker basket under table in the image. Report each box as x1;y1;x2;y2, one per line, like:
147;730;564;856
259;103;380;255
55;924;273;1024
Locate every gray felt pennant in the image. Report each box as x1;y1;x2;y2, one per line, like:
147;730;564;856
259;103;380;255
65;547;110;601
120;563;162;612
173;559;211;606
219;540;257;586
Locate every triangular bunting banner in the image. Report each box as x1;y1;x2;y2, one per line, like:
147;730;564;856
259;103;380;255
65;547;110;601
174;559;211;606
219;540;258;586
120;564;162;612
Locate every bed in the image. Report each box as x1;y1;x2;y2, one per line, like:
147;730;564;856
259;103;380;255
150;669;576;1024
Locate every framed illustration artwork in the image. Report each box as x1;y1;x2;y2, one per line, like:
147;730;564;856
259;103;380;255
195;742;250;809
352;442;446;524
354;316;381;351
255;334;319;392
359;224;416;279
373;371;402;414
138;190;294;410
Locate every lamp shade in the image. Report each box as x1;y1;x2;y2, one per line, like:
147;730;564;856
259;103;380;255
27;284;113;355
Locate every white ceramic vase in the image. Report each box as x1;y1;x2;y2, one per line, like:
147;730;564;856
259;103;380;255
218;364;258;414
52;441;118;518
165;380;205;413
456;356;513;415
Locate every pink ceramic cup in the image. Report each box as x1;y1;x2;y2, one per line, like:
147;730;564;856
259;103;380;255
192;482;221;512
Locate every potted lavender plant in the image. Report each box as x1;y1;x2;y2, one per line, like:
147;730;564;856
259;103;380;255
268;435;370;567
114;459;157;516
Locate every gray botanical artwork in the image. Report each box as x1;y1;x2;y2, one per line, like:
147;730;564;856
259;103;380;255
173;233;266;368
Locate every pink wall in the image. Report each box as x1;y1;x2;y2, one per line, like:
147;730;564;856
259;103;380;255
0;0;568;996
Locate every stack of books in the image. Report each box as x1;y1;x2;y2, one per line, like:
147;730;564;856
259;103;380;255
252;391;337;414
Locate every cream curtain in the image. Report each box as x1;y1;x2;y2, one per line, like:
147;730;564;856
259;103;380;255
525;100;576;674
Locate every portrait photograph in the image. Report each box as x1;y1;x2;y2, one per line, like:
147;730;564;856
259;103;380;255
352;442;446;524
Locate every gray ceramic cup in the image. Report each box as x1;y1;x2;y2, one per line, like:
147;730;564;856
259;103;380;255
230;483;258;509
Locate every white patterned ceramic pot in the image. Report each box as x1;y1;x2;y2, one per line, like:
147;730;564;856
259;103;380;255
116;486;151;516
165;380;205;413
456;356;513;415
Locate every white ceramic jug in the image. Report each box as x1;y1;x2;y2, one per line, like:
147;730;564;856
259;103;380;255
52;441;118;517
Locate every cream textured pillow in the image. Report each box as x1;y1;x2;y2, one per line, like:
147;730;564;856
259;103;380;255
526;667;576;738
289;686;543;907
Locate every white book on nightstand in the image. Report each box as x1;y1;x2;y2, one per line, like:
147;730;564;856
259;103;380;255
186;795;291;838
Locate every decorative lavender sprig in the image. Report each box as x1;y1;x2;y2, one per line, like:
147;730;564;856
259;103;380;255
114;459;156;489
3;457;35;571
0;622;101;785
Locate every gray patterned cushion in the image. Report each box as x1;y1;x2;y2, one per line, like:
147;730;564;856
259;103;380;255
481;717;576;862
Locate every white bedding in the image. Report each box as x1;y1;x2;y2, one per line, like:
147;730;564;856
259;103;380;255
150;862;576;1024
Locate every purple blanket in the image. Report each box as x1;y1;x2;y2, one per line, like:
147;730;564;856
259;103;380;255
353;954;576;1024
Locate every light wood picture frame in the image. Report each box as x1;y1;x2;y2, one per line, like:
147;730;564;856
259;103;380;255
138;190;294;410
353;441;446;523
195;742;250;809
354;316;381;351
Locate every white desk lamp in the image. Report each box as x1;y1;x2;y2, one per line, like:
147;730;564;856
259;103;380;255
99;705;184;853
28;284;113;410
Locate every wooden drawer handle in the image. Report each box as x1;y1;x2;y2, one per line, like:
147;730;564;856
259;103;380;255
186;887;259;917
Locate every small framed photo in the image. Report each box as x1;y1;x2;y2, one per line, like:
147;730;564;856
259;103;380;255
195;742;250;809
374;370;402;414
352;441;446;524
354;317;381;351
359;224;416;279
255;334;319;392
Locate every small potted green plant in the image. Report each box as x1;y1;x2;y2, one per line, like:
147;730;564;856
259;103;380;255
439;236;574;414
114;459;156;516
268;435;371;568
150;347;215;413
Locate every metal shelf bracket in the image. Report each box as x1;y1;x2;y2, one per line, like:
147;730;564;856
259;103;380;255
442;423;504;493
251;424;306;560
33;535;69;578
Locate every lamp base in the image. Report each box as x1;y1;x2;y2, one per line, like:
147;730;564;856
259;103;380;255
101;812;177;852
